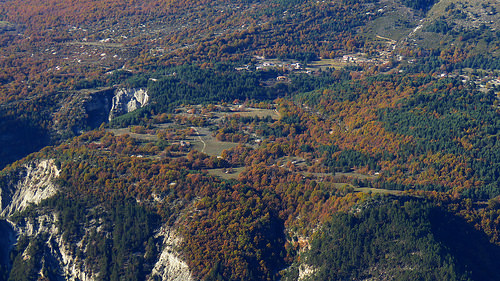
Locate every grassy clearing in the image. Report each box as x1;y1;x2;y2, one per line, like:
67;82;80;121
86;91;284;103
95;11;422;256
334;172;378;180
328;183;356;189
308;59;347;70
192;138;239;156
107;128;158;141
354;187;402;195
207;167;246;180
108;123;239;156
190;127;239;156
227;108;280;120
0;21;15;31
364;13;414;41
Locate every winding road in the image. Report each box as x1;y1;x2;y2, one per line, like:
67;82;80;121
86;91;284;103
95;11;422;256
191;126;206;153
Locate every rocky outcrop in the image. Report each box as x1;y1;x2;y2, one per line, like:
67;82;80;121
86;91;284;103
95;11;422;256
7;216;194;281
298;264;317;281
0;159;60;217
108;88;149;121
0;157;195;281
10;213;94;281
149;226;194;281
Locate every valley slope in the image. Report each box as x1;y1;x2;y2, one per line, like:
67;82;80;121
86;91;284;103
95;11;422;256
0;0;500;280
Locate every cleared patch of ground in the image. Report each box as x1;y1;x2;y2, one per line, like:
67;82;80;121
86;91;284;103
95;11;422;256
364;8;417;41
334;172;378;180
354;187;402;195
107;128;158;141
0;21;15;29
308;59;349;70
190;126;239;156
206;166;246;180
224;107;280;120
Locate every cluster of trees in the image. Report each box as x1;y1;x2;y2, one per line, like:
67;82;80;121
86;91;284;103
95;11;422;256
379;77;500;198
8;195;161;281
2;63;500;280
289;198;500;281
401;0;437;11
284;72;498;198
2;0;500;279
110;65;280;128
7;234;57;281
181;187;286;280
320;145;380;173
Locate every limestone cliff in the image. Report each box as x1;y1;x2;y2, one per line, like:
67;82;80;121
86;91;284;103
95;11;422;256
4;214;195;281
149;227;194;281
9;213;93;281
108;88;149;121
0;158;195;281
0;159;60;217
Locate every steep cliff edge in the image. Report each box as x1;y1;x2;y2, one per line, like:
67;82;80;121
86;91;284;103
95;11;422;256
0;158;194;280
0;159;95;280
108;88;149;121
3;210;194;281
4;214;195;281
149;227;194;281
0;159;60;218
7;213;94;281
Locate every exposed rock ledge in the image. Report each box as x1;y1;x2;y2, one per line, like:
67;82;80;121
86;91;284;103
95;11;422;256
1;159;60;217
108;88;149;121
149;226;194;281
10;213;94;281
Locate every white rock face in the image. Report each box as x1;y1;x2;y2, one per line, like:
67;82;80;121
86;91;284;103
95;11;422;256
298;264;317;281
0;158;95;279
149;226;194;281
0;157;193;281
108;88;149;121
1;159;60;217
10;217;194;281
52;232;94;281
11;213;95;281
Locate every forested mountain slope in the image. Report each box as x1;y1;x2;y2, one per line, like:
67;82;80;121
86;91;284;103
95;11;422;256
0;0;500;280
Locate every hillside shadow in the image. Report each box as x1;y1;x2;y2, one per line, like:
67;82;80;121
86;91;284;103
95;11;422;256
0;220;16;280
0;116;50;170
430;208;500;281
